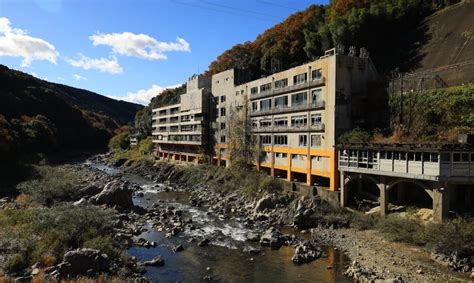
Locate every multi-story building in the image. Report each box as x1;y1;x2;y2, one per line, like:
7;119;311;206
211;68;251;167
153;48;377;193
240;48;377;191
152;74;212;163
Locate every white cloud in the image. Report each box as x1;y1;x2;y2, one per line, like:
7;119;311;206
89;32;190;60
108;84;181;105
73;74;87;81
65;54;122;74
0;17;58;67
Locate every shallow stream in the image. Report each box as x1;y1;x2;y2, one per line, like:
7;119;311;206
93;164;351;282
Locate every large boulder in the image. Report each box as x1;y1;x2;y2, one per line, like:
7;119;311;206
260;227;285;249
254;193;280;214
78;184;102;198
55;249;111;278
91;180;134;210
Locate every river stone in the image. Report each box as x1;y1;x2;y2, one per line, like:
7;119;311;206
260;227;285;249
142;256;165;267
291;241;320;264
55;248;111;278
91;180;134;210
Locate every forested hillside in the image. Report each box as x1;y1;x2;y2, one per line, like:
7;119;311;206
207;0;460;77
0;65;142;163
134;84;186;135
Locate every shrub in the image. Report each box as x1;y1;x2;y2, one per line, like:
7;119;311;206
16;165;81;205
4;253;29;273
376;217;426;245
350;213;378;230
0;205;119;271
108;131;130;152
83;236;122;259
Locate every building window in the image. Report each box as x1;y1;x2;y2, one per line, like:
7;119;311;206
251;86;258;95
260;83;272;93
252;102;258;112
274;78;288;89
311;113;322;125
293;73;307;85
291;115;307;128
241;90;244;95
276;152;287;159
274;96;288;109
312;89;322;104
274;135;288;146
312;68;322;80
311;135;322;147
221;96;226;102
260;99;272;111
274;117;288;128
260;135;271;145
291;91;307;106
220;123;226;130
299;134;307;146
259;119;271;128
220;108;226;116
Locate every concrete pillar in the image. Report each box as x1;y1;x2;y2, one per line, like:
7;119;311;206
433;187;449;222
340;171;347;208
378;177;388;217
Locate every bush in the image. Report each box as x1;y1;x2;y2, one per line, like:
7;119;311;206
83;236;122;259
376;217;426;245
350;213;378;230
16;165;81;205
108;131;130;152
338;127;372;143
424;218;474;257
4;253;29;273
0;205;119;270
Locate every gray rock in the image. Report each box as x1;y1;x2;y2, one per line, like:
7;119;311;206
254;193;279;213
172;245;184;252
142;256;165;267
54;248;111;278
260;227;284;249
91;180;134;210
291;241;321;264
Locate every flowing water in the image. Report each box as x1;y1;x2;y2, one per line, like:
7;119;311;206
92;164;351;282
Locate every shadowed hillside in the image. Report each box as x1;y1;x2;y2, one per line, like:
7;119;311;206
0;65;142;159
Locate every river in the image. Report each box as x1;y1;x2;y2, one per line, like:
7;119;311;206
93;164;351;282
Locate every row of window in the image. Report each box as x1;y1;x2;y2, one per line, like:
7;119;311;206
251;89;323;112
252;114;322;128
259;134;322;147
250;69;323;95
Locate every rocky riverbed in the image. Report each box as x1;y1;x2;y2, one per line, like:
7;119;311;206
2;154;471;282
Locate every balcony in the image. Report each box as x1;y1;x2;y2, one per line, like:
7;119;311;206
250;100;325;117
252;123;325;133
250;77;325;100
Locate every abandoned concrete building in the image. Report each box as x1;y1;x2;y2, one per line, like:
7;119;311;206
151;47;473;221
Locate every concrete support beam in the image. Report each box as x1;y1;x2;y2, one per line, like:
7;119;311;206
433;187;449;222
378;177;388;217
340;171;348;208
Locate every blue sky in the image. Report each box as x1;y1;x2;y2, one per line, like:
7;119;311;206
0;0;327;105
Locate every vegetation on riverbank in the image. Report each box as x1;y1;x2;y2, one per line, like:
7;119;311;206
0;165;122;275
350;213;474;260
0;205;119;274
108;126;154;165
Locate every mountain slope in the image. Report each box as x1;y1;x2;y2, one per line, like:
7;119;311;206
0;65;142;159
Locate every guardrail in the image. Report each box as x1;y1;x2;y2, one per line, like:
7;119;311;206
250;78;325;100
